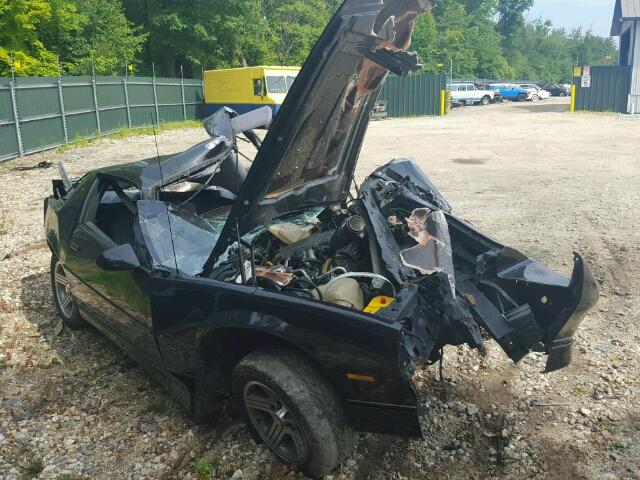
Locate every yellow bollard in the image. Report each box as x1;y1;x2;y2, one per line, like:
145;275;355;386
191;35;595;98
570;84;576;112
440;89;446;116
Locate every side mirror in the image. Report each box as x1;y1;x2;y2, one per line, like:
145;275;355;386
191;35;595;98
97;243;141;272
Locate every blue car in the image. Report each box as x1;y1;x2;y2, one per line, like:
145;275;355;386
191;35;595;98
488;83;529;102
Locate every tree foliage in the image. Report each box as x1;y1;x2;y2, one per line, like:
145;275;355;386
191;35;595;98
0;0;618;82
0;0;57;76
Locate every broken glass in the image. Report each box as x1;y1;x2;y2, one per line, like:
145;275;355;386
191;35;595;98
138;200;230;277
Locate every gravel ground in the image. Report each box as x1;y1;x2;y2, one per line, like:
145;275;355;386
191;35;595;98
1;98;639;480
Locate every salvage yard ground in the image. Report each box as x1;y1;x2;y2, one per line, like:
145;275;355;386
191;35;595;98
1;98;639;479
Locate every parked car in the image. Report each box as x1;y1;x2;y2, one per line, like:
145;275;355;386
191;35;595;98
44;1;598;477
488;83;529;102
537;83;571;97
449;82;496;105
519;83;551;101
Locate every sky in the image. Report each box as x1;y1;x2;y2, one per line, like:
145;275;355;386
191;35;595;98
528;0;614;37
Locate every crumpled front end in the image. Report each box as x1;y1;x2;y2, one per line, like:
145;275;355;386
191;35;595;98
359;158;599;375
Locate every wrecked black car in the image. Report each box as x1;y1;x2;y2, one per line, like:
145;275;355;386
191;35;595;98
44;0;598;477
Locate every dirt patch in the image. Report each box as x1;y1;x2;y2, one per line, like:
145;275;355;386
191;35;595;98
452;158;488;165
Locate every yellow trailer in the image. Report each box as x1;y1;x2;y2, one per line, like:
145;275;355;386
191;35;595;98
204;66;300;117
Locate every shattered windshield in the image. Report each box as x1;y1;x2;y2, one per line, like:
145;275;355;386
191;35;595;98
138;200;230;276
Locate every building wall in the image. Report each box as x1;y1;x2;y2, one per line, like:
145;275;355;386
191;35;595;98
629;20;640;113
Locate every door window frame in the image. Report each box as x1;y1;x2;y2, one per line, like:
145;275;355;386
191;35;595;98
78;174;139;248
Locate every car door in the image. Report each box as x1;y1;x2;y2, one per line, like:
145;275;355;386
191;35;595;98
450;84;458;100
458;85;469;104
63;174;161;364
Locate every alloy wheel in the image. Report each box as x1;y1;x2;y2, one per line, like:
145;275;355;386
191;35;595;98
243;381;309;465
54;261;74;318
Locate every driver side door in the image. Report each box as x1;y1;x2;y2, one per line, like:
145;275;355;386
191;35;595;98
64;175;161;364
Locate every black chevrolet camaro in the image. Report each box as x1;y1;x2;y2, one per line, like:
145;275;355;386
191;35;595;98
44;0;598;477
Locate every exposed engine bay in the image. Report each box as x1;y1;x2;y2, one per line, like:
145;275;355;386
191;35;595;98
185;157;598;375
212;204;396;313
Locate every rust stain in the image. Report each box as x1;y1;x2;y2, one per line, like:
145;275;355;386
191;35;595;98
0;298;14;313
255;267;295;287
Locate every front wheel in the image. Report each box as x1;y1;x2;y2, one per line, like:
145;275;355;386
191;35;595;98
518;93;527;102
531;94;539;102
233;349;356;479
51;255;86;329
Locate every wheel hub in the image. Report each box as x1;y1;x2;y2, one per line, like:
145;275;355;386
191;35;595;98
54;262;74;318
243;381;309;465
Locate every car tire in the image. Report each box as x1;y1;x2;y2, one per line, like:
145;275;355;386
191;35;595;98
480;96;491;106
518;93;527;102
531;94;539;102
50;255;86;329
233;348;357;479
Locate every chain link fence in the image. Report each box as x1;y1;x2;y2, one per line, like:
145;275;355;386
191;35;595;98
0;75;204;162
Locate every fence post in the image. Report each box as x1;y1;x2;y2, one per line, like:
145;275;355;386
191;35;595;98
91;76;101;134
57;76;69;144
123;77;132;128
570;84;576;113
9;79;24;157
152;63;160;125
180;65;187;121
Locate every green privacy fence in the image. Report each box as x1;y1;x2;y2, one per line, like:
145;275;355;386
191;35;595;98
378;74;447;117
573;66;631;113
0;75;204;161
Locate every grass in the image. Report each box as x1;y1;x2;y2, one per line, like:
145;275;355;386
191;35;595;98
17;449;43;479
598;418;623;435
573;384;589;396
193;458;220;479
56;120;202;153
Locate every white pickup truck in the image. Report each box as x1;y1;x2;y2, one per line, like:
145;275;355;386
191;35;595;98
449;82;497;106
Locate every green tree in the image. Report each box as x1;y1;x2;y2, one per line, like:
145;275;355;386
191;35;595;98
412;13;439;73
122;0;271;76
496;0;533;50
0;0;58;76
70;0;146;75
412;0;511;79
38;0;84;72
263;0;334;65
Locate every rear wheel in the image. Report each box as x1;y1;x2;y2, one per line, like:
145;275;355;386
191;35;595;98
531;93;539;102
51;255;86;329
480;96;491;106
233;348;356;479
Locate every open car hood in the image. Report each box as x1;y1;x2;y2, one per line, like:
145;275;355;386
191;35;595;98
207;0;431;266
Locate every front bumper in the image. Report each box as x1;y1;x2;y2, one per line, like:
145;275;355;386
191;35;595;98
544;253;599;372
